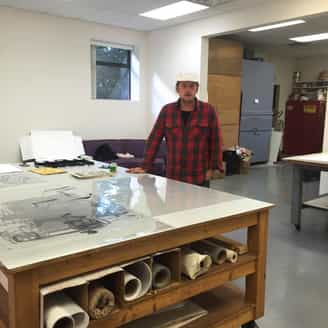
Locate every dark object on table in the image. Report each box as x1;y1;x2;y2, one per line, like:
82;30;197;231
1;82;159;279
35;158;94;167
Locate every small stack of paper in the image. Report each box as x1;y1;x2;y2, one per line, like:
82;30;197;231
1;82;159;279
30;168;66;175
0;164;22;174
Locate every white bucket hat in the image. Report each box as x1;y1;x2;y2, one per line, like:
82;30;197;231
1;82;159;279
176;73;200;83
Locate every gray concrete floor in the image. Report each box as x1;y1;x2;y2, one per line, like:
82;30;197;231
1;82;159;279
211;164;328;328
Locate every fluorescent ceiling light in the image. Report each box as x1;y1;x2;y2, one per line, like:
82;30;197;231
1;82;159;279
140;1;208;20
248;20;306;32
290;32;328;43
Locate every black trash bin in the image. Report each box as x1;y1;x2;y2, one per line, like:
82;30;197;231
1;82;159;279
223;150;241;176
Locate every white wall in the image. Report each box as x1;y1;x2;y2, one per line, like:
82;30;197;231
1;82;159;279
295;55;328;81
0;7;149;162
148;0;328;125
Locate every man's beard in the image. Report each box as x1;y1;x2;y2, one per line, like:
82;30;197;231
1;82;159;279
181;95;195;103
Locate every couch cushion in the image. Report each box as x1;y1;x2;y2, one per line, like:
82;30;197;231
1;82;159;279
120;139;145;158
83;140;124;156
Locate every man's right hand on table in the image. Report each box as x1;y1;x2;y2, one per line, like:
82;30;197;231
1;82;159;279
126;167;146;174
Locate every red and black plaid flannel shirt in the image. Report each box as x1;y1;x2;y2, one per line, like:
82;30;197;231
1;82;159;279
143;98;223;185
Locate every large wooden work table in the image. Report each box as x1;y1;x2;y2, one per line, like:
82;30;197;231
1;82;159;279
0;166;272;328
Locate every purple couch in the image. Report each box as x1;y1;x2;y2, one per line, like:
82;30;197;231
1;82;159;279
83;139;166;176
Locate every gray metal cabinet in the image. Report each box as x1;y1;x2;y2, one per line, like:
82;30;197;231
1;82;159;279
240;60;274;163
239;130;271;163
240;116;272;131
241;60;274;115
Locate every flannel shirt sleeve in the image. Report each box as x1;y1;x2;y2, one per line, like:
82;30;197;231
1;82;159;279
209;107;224;172
142;107;166;171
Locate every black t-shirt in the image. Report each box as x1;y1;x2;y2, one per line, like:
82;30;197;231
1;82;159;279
181;110;192;125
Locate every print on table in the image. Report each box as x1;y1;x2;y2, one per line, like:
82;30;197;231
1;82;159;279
0;181;170;244
0;173;44;188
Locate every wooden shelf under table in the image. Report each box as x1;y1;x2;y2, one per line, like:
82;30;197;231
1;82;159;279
90;254;256;328
182;283;254;328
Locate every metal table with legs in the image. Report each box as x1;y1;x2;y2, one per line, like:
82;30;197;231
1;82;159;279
285;153;328;231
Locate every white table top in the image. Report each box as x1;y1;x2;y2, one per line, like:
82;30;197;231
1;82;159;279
0;165;272;271
284;153;328;166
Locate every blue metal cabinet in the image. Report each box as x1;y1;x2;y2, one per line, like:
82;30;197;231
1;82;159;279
240;116;272;131
240;60;274;163
239;130;271;163
241;60;274;115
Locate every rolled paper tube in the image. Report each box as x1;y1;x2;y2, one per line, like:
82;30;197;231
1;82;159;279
88;284;115;320
225;249;238;263
190;240;227;265
123;271;143;302
181;248;212;280
125;262;152;300
152;262;172;289
44;291;89;328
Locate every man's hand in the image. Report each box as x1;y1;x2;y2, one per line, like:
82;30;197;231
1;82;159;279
126;167;146;174
205;169;212;181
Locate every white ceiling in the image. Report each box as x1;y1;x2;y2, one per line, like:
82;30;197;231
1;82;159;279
227;12;328;57
0;0;264;31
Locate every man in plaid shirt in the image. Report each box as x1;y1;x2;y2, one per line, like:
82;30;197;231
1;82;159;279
128;73;223;187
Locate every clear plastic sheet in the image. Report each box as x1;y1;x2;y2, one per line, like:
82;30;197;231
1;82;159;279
0;178;166;244
0;173;270;270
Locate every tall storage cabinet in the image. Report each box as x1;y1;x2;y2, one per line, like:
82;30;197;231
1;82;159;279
240;60;274;163
283;100;326;155
208;39;243;149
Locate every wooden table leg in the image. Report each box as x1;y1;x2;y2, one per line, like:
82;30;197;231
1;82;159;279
246;210;269;319
291;166;303;231
8;270;39;328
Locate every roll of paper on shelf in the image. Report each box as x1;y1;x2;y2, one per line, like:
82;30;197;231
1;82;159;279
152;262;172;289
190;240;227;265
225;249;238;263
125;261;152;300
181;248;212;280
123;271;143;302
88;284;115;319
44;291;89;328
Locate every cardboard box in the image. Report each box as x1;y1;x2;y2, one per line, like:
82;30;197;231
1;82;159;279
221;125;239;149
208;39;243;76
240;160;251;174
208;74;241;113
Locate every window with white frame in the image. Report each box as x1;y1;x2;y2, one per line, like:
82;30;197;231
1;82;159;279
91;41;134;100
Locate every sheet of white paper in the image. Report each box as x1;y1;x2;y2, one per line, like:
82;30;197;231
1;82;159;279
19;136;34;161
74;136;85;156
31;132;78;162
0;164;22;174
